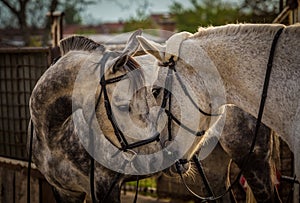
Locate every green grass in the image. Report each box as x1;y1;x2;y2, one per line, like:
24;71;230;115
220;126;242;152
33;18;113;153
126;177;157;188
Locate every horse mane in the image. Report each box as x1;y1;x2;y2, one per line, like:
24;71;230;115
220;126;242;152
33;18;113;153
192;24;286;39
59;36;105;56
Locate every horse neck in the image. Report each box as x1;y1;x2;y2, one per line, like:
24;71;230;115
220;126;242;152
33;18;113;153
30;52;95;136
180;26;299;140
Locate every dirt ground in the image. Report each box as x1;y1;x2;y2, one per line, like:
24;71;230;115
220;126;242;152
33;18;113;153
121;192;171;203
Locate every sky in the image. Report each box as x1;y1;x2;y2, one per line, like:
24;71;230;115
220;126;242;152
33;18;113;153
81;0;240;24
81;0;193;24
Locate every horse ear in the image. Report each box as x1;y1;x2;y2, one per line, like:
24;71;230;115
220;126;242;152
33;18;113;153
122;30;143;56
112;30;142;72
137;36;165;62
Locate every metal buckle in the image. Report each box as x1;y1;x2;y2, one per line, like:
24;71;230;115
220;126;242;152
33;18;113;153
122;149;137;162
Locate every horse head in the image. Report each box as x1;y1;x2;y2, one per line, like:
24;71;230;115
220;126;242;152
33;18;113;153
136;34;226;177
29;31;168;201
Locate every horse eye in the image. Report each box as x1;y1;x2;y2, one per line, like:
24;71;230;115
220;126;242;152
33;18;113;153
152;87;162;98
118;104;131;112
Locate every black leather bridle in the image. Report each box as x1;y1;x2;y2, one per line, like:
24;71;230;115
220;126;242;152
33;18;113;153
90;51;215;202
93;53;212;153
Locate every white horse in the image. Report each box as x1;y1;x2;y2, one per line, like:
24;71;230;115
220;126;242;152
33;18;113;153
137;54;279;202
137;23;300;199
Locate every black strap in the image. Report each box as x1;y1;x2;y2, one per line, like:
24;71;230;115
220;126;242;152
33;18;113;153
124;132;160;150
102;173;122;202
164;56;219;117
165;110;205;136
133;176;139;203
90;157;96;203
192;155;215;198
250;27;284;152
89;87;104;203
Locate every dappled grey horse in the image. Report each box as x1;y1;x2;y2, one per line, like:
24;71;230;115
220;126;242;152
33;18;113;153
28;31;167;202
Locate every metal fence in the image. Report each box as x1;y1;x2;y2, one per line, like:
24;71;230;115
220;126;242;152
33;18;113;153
0;47;51;160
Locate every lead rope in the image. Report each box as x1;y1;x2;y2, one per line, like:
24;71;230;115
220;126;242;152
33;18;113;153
176;27;284;201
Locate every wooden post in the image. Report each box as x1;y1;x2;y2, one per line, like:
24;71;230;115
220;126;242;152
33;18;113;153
47;11;65;47
288;0;300;24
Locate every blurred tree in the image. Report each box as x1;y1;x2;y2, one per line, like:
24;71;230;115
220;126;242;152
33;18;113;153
0;0;94;46
170;0;280;32
123;0;158;32
240;0;280;23
62;0;95;25
170;0;240;32
0;0;31;45
123;18;156;32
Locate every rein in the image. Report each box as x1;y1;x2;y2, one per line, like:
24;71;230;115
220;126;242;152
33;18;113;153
174;27;285;201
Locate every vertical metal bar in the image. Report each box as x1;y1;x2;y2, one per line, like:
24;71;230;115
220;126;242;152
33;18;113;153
10;52;17;157
4;53;10;156
13;172;16;203
16;57;22;159
20;61;27;158
0;54;3;156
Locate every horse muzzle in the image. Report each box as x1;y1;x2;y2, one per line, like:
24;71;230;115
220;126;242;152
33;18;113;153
163;159;191;177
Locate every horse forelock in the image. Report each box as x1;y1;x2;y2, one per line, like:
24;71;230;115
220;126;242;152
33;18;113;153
123;56;145;92
193;24;286;39
59;35;105;56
